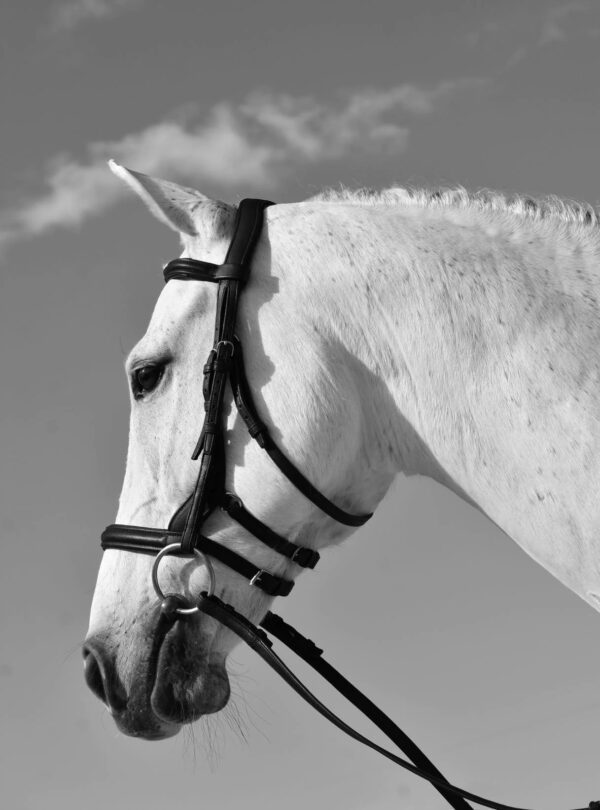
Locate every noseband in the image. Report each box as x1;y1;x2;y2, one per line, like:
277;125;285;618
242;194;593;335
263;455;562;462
99;199;597;810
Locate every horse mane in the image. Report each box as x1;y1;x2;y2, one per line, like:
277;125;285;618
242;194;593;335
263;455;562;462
312;185;600;230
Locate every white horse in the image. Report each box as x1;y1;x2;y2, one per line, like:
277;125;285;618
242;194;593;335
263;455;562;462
85;161;600;740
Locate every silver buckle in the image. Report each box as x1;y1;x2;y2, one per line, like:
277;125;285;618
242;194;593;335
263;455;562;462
249;570;265;588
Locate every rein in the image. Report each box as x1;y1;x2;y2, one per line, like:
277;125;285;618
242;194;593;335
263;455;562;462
100;199;597;810
175;592;594;810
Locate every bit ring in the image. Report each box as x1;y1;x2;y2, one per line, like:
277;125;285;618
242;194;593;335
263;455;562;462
151;542;216;615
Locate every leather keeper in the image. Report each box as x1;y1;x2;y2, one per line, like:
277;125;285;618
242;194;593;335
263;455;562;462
214;263;249;282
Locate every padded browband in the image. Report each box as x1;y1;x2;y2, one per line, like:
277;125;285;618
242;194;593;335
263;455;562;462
164;259;251;284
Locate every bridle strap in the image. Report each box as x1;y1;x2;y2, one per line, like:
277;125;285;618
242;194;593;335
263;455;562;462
193;593;595;810
173;198;274;554
101;523;294;596
101;525;180;555
164;258;219;282
166;213;372;529
221;492;320;568
163;258;256;284
229;337;372;526
103;197;370;589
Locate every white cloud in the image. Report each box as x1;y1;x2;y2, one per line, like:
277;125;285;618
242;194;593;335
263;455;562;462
503;1;597;69
0;80;486;249
538;0;592;46
469;2;597;72
49;0;142;32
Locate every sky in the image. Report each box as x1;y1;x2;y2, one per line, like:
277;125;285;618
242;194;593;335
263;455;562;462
1;1;600;809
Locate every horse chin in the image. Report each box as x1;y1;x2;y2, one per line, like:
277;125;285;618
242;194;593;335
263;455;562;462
103;616;230;740
150;664;230;725
149;621;231;726
113;714;181;741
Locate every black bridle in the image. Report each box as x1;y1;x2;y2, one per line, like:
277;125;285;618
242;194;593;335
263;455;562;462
100;199;597;810
102;199;369;596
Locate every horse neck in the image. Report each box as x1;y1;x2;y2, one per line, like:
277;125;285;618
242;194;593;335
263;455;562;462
271;201;600;610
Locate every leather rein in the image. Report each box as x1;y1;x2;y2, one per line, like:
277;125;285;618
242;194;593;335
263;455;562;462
100;199;597;810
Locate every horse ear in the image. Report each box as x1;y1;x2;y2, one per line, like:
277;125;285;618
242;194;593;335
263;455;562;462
108;160;231;239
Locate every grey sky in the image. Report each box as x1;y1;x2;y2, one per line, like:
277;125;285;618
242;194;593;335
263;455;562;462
2;2;600;809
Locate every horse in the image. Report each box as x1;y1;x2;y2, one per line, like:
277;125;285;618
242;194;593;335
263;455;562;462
84;161;600;747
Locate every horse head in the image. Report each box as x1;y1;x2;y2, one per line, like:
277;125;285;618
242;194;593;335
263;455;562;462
83;164;387;739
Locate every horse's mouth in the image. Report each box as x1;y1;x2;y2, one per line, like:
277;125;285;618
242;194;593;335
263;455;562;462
149;619;230;726
84;611;230;740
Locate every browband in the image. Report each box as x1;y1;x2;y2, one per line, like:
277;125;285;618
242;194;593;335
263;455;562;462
164;259;252;283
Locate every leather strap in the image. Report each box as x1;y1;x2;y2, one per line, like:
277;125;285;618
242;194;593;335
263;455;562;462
261;611;470;810
164;258;219;283
163;259;253;284
196;594;596;810
177;199;274;554
101;524;179;554
221;492;320;568
229;338;372;527
101;524;294;597
195;535;294;596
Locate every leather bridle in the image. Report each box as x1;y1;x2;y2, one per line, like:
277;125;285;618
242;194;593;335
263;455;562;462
102;199;370;595
99;199;597;810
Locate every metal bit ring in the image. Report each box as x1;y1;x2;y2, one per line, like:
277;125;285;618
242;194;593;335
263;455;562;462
151;542;216;615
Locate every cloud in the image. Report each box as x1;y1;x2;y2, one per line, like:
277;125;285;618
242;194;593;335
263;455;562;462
468;2;598;71
49;0;142;32
0;80;486;250
538;0;592;46
465;20;502;48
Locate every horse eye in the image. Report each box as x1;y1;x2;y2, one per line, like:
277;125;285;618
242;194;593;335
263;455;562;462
132;364;163;397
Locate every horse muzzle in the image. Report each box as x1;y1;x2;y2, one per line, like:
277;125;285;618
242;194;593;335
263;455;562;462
83;603;229;739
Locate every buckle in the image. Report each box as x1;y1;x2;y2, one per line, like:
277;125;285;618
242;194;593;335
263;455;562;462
290;546;320;569
221;491;243;512
249;570;294;597
215;340;235;357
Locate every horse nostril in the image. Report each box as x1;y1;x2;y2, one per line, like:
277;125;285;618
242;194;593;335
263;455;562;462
83;646;107;704
82;641;127;714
